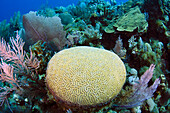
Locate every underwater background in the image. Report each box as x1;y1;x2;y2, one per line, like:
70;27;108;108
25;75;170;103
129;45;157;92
0;0;128;22
0;0;170;113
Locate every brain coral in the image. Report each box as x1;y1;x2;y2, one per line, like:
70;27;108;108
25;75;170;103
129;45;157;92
46;46;126;107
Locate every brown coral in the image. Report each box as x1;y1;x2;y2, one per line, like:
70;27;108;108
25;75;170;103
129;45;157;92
46;46;126;107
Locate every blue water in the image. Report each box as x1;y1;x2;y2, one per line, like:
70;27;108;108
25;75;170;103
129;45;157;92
0;0;128;22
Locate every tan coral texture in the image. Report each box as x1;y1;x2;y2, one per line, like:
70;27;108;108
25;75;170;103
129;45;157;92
46;46;126;106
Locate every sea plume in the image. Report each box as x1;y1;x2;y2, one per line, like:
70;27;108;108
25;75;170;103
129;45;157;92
0;31;40;112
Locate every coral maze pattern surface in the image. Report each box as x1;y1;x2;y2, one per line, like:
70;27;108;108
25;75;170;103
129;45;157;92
46;46;126;106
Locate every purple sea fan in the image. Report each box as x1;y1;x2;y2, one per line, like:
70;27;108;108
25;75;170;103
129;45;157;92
112;64;160;108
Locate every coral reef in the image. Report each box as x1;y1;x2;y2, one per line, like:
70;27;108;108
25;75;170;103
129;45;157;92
128;37;165;80
0;11;21;42
59;12;74;25
66;23;102;47
0;0;169;112
37;7;56;17
79;24;102;46
143;0;170;44
66;30;82;46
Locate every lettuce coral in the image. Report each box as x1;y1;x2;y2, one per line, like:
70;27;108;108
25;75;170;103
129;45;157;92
105;6;148;33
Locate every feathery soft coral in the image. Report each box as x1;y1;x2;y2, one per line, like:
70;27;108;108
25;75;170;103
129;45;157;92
0;31;40;111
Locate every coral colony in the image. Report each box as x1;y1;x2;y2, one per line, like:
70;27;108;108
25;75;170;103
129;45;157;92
0;0;169;112
46;46;126;108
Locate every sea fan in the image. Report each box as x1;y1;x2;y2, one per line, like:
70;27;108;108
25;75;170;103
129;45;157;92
112;64;160;108
23;11;68;51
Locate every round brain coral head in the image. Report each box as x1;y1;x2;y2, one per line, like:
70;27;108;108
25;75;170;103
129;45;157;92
46;46;126;108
